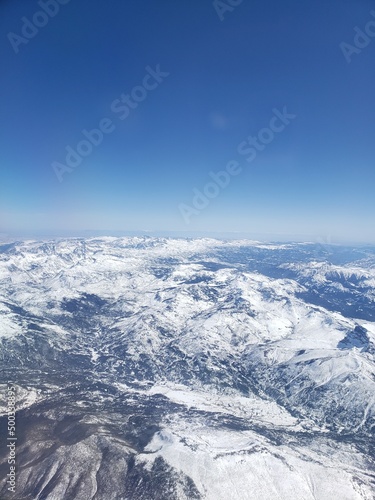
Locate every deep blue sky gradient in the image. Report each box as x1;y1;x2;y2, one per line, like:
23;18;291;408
0;0;374;242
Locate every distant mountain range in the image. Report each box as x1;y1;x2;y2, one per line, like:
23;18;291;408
1;238;375;499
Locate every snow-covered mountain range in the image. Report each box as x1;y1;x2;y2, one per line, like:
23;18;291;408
0;237;375;499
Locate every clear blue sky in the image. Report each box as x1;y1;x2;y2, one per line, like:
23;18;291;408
0;0;374;243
